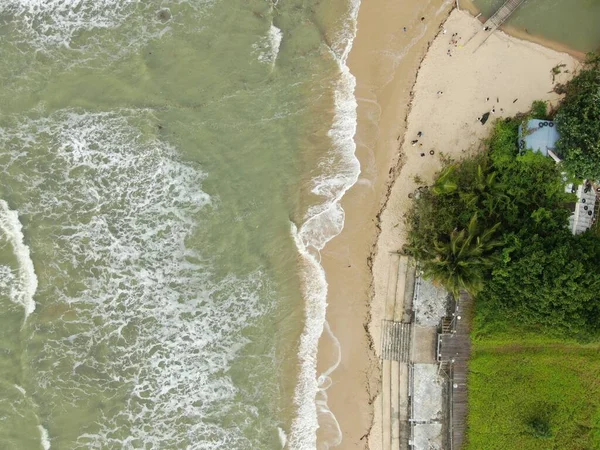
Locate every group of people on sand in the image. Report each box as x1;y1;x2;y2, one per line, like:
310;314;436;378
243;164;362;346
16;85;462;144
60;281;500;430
446;31;462;56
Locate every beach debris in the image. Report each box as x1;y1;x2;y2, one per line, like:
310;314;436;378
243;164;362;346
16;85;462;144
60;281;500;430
436;90;443;96
420;153;425;157
513;98;518;103
486;97;490;102
421;16;425;21
480;112;491;124
491;107;496;114
497;97;499;102
411;139;419;146
443;29;447;34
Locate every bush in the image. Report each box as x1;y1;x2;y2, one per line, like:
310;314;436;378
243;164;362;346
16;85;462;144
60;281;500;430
530;100;548;120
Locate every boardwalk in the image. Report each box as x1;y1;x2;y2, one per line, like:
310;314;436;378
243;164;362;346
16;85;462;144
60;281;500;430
482;0;528;32
438;292;474;450
465;0;528;52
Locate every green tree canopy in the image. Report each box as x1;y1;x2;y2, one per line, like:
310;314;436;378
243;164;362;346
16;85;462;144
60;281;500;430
555;53;600;180
406;116;600;338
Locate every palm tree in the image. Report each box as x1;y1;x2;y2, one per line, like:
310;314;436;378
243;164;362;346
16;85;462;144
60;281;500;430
422;214;502;297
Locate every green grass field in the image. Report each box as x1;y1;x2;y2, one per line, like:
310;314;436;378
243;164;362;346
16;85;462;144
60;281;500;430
466;338;600;450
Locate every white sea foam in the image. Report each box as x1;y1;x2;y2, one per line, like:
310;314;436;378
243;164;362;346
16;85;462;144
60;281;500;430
278;426;288;448
38;425;51;450
0;0;210;57
1;0;137;48
0;109;274;449
0;199;38;319
254;24;283;65
288;0;362;447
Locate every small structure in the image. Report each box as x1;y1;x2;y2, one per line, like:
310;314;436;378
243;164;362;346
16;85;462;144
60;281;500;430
518;119;597;235
569;183;597;234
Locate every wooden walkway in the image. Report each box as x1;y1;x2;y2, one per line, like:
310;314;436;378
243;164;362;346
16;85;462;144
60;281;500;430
482;0;528;32
466;0;528;52
438;291;474;450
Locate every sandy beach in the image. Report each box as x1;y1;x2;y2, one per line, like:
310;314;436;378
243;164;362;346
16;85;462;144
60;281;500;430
315;0;454;448
316;5;578;450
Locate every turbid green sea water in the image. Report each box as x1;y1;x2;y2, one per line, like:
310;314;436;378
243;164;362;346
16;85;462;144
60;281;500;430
0;0;360;448
470;0;600;52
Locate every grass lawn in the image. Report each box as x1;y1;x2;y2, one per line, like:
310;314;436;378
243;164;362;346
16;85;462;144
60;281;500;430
466;338;600;450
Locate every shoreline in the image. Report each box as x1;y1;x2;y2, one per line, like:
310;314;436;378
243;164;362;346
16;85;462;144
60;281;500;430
315;0;455;447
315;4;580;450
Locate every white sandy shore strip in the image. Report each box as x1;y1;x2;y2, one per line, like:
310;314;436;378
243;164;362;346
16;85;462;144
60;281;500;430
368;9;577;450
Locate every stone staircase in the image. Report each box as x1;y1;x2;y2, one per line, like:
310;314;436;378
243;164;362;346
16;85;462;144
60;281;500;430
381;320;412;362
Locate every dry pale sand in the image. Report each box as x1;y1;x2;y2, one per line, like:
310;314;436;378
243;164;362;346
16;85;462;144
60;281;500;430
368;9;577;450
315;0;455;448
316;4;580;450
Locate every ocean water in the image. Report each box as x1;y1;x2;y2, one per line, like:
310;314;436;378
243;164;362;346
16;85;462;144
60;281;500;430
0;0;360;449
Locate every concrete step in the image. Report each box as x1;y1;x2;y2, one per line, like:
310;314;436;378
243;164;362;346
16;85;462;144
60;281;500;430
381;321;412;362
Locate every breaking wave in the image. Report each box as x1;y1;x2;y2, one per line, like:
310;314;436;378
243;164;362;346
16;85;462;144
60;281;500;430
0;199;38;319
0;109;275;448
254;24;283;66
287;0;362;447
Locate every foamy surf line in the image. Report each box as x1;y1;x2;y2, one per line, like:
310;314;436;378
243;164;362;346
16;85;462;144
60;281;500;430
0;199;38;319
287;0;361;448
38;425;51;450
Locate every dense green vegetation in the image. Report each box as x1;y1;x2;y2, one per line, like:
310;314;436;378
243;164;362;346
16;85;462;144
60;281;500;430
554;53;600;180
467;338;600;450
406;115;600;338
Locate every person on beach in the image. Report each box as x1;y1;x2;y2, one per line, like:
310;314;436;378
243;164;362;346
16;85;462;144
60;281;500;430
411;139;418;146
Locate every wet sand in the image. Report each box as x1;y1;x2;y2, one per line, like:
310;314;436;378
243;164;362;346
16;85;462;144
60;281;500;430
316;4;579;450
315;0;454;448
